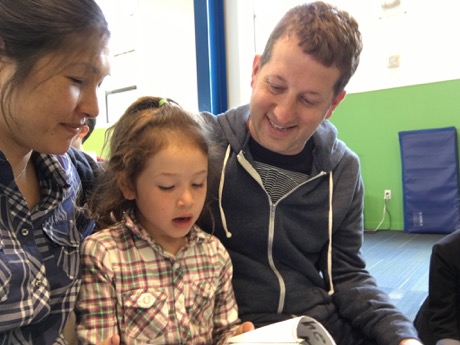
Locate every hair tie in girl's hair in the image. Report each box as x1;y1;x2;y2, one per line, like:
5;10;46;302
159;98;168;106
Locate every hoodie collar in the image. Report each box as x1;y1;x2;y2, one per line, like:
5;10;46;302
217;104;346;174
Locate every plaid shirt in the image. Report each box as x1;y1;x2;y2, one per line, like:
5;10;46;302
0;151;90;345
77;213;239;345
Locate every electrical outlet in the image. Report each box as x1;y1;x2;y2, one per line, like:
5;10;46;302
384;190;391;200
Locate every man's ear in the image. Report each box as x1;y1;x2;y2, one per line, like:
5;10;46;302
250;55;262;88
325;91;346;120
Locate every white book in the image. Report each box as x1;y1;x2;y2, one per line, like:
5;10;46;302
227;316;336;345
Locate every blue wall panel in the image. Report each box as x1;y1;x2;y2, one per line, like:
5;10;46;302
399;127;460;233
194;0;227;114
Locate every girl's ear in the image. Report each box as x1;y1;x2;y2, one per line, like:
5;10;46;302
117;174;136;200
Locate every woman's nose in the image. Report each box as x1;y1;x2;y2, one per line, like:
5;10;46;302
79;88;100;118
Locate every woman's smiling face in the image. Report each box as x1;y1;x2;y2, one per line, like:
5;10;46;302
0;43;110;155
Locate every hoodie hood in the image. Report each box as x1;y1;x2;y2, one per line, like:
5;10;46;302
216;104;347;174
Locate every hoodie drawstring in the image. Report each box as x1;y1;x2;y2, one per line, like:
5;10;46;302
218;143;335;295
219;145;232;238
327;171;334;295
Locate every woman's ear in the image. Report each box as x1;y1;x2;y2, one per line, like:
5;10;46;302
0;38;13;82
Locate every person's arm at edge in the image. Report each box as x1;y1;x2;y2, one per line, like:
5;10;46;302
429;235;460;343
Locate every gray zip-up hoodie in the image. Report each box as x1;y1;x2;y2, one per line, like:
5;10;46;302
200;105;419;345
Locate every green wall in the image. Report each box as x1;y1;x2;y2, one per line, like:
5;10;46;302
83;79;460;231
82;127;108;159
330;79;460;231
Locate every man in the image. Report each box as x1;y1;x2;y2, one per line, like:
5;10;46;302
200;2;422;344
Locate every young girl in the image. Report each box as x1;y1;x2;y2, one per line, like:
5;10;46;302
76;96;250;345
0;1;110;344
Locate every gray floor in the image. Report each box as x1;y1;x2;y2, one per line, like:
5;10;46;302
361;230;446;321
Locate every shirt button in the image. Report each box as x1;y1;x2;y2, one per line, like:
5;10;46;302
137;292;154;308
34;279;42;288
21;228;29;236
173;262;181;270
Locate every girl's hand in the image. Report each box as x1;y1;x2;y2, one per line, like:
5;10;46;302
399;339;422;345
97;334;120;345
234;321;255;335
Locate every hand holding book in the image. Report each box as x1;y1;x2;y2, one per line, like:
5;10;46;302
227;316;336;345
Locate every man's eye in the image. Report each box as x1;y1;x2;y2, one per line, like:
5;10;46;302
267;82;284;93
300;97;315;106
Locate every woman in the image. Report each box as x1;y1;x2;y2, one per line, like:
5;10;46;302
0;1;113;344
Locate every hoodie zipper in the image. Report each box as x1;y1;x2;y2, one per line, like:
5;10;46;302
237;151;327;313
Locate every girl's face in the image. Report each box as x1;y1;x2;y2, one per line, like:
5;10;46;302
0;43;110;155
123;142;208;255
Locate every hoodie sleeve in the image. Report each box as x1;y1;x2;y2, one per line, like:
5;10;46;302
327;152;419;345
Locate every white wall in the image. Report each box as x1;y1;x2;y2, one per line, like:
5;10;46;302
225;0;460;107
224;0;255;110
97;0;460;117
97;0;198;126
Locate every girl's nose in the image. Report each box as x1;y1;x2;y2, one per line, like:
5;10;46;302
177;188;193;208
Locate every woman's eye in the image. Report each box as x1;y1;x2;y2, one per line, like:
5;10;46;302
192;182;205;188
69;77;84;85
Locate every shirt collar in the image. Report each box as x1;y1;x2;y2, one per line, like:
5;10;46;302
0;151;70;189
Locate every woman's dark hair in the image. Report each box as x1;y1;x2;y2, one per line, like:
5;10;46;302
0;0;110;122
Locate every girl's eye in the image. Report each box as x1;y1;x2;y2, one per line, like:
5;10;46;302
159;185;174;191
192;182;205;188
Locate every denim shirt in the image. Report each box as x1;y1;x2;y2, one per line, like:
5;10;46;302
0;151;90;345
